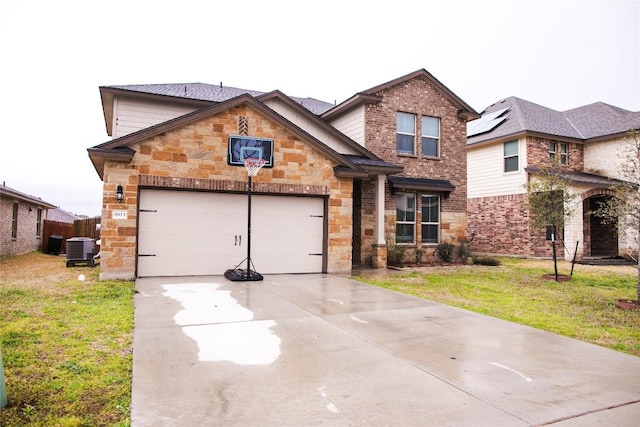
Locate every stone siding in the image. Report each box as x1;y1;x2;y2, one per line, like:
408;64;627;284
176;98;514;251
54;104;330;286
100;104;353;279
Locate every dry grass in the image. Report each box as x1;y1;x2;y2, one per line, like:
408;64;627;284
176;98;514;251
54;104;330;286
1;252;134;427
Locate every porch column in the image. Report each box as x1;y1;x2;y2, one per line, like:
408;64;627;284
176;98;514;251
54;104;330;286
563;195;584;261
372;174;387;268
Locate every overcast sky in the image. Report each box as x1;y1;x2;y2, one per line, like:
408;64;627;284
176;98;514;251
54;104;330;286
0;0;638;217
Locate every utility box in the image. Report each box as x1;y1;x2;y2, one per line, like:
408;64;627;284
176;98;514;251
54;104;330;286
66;237;95;267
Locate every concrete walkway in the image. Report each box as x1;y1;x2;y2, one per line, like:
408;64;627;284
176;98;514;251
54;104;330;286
131;274;640;426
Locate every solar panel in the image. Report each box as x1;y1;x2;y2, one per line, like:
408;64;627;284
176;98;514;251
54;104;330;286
467;107;510;137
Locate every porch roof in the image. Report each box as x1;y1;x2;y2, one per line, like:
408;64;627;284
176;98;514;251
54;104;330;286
388;176;455;197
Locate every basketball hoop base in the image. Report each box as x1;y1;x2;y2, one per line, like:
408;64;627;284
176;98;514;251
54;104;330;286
224;268;263;282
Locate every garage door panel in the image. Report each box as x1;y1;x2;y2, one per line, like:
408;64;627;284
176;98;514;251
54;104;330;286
137;190;324;277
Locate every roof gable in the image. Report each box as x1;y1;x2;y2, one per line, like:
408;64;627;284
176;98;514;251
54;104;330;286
88;94;372;179
324;69;479;120
99;83;335;135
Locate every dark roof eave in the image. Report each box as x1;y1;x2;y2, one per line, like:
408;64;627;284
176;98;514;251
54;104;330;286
321;93;383;120
360;69;479;118
388;176;456;196
361;165;404;175
0;188;57;209
87;147;136;180
258;91;387;161
333;166;369;178
467;130;585;148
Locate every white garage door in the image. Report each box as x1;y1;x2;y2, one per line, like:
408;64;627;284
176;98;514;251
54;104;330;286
137;189;325;277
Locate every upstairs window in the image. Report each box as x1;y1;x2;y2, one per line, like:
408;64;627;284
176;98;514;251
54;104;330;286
395;192;415;243
396;112;416;155
504;140;519;172
421;116;440;157
549;141;568;165
11;202;18;239
421;195;440;244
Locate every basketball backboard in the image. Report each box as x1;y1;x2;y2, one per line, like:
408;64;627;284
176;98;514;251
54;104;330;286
227;136;274;168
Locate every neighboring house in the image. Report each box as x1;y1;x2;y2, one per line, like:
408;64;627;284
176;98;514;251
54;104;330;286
47;208;84;224
467;97;640;260
0;183;57;256
88;69;477;280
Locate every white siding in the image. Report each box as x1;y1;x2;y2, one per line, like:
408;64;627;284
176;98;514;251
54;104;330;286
467;139;528;198
584;137;635;181
263;99;361;155
113;97;197;138
327;107;366;146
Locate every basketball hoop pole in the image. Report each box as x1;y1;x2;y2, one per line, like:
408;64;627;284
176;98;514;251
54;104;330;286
245;173;254;279
224;158;265;282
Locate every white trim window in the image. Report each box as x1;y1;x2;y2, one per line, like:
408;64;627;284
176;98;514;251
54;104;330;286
504;140;519;172
396;112;416;155
421;116;440;158
549;141;568;165
421;195;440;244
395;192;415;243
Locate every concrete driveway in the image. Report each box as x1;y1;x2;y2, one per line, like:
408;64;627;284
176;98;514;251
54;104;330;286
131;274;640;426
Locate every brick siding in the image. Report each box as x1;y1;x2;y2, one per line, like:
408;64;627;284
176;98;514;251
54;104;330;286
468;193;553;257
353;75;468;264
0;197;44;256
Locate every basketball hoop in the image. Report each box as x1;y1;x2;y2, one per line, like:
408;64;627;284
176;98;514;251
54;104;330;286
244;158;267;177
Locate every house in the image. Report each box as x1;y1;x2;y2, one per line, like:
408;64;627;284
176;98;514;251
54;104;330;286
47;208;86;224
88;69;478;280
466;97;640;260
0;183;57;256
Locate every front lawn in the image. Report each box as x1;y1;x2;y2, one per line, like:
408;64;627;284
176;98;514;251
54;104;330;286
355;257;640;356
0;252;134;427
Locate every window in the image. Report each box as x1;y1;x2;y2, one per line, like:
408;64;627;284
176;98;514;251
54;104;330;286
36;208;42;236
421;195;440;244
396;112;416;155
421;116;440;157
11;202;18;239
549;141;568;165
395;193;415;243
504;140;519;172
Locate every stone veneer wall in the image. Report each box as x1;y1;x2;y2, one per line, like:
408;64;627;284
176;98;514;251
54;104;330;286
99;104;353;279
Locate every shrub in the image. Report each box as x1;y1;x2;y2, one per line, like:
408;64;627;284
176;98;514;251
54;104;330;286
472;257;501;266
457;242;471;263
435;242;455;263
387;245;406;266
414;248;424;264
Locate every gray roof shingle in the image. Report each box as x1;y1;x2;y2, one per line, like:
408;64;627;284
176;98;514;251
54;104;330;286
468;96;640;144
107;83;335;115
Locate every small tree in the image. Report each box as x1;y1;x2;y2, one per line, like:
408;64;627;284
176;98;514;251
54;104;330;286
525;163;578;280
592;130;640;303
